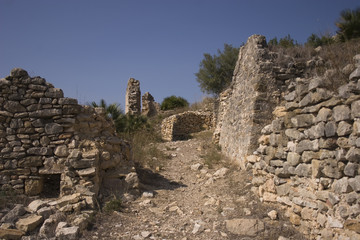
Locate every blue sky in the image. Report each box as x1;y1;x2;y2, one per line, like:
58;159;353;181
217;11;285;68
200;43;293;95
0;0;359;109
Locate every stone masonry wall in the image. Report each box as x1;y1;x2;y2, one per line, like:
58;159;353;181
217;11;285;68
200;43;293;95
125;78;141;115
216;34;360;238
161;111;213;141
216;35;305;167
0;68;136;203
247;59;360;239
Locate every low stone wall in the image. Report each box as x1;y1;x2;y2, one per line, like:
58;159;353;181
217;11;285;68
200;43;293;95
161;111;213;141
0;68;137;238
246;60;360;238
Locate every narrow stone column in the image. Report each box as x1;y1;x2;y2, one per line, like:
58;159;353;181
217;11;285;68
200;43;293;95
125;78;141;115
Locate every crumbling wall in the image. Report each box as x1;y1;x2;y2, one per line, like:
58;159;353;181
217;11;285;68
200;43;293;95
161;111;213;141
0;68;136;201
248;61;360;239
142;92;160;117
125;78;141;115
217;33;360;238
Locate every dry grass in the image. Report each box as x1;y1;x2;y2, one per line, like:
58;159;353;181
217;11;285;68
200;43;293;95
270;38;360;91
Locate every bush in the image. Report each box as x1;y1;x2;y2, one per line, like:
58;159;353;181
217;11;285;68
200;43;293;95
161;96;189;111
195;44;240;96
103;197;123;213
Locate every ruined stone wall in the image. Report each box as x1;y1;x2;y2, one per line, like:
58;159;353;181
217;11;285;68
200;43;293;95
216;35;304;166
125;78;141;115
216;34;360;238
142;92;160;117
0;68;136;202
161;111;213;141
248;62;360;239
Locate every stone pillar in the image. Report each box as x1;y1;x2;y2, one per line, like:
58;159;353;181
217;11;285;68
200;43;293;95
125;78;141;115
141;92;159;117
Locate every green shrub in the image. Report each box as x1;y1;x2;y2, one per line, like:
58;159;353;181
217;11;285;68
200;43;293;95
161;96;189;111
103;197;123;213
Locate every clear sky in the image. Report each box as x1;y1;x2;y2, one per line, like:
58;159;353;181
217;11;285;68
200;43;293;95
0;0;359;109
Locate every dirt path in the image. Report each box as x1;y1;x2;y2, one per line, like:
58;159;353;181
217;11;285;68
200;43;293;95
81;134;305;240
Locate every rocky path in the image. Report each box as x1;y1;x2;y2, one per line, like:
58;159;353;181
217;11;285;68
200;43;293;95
81;134;305;240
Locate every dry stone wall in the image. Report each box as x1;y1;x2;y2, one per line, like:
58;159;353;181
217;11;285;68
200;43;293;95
215;35;306;167
0;68;138;238
248;60;360;239
216;34;360;239
161;111;213;141
142;92;160;117
0;68;137;202
125;78;141;115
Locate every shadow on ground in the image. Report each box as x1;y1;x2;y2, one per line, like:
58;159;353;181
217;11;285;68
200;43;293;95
135;164;187;191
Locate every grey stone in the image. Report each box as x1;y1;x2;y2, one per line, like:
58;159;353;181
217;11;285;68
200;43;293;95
4;101;26;113
38;213;66;239
54;145;69;157
284;129;303;141
55;226;79;240
302;151;319;163
10;68;29;78
332;177;352;194
349;67;360;81
337;121;352;136
322;159;343;179
1;205;26;223
45;123;63;135
225;218;265;236
304;122;325;139
29;109;62;118
45;88;63;98
15;214;43;233
345;147;360;162
344;162;358;177
349;176;360;192
296;139;319;153
58;98;78;105
27;147;52;156
328;193;340;206
345;192;358;204
327;216;343;228
287;152;300;166
352;100;360;118
284;91;296;101
308;77;324;91
294;164;311;177
333;105;351;122
291;114;314;128
315;107;331;122
325;121;337;137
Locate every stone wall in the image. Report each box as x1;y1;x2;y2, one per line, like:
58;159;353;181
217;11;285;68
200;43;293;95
142;92;160;117
215;35;304;166
0;68;137;202
248;62;360;239
216;34;360;238
161;111;213;141
125;78;141;115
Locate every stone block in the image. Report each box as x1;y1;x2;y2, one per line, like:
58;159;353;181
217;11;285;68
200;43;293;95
287;152;300;166
16;215;43;233
333;105;351;122
332;177;353;194
351;100;360;118
315;107;332;123
294;164;311;177
25;179;43;196
337;121;352;136
325;121;337;137
296;139;319;153
225;218;265;236
0;229;25;240
349;176;360;192
291;114;314;128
